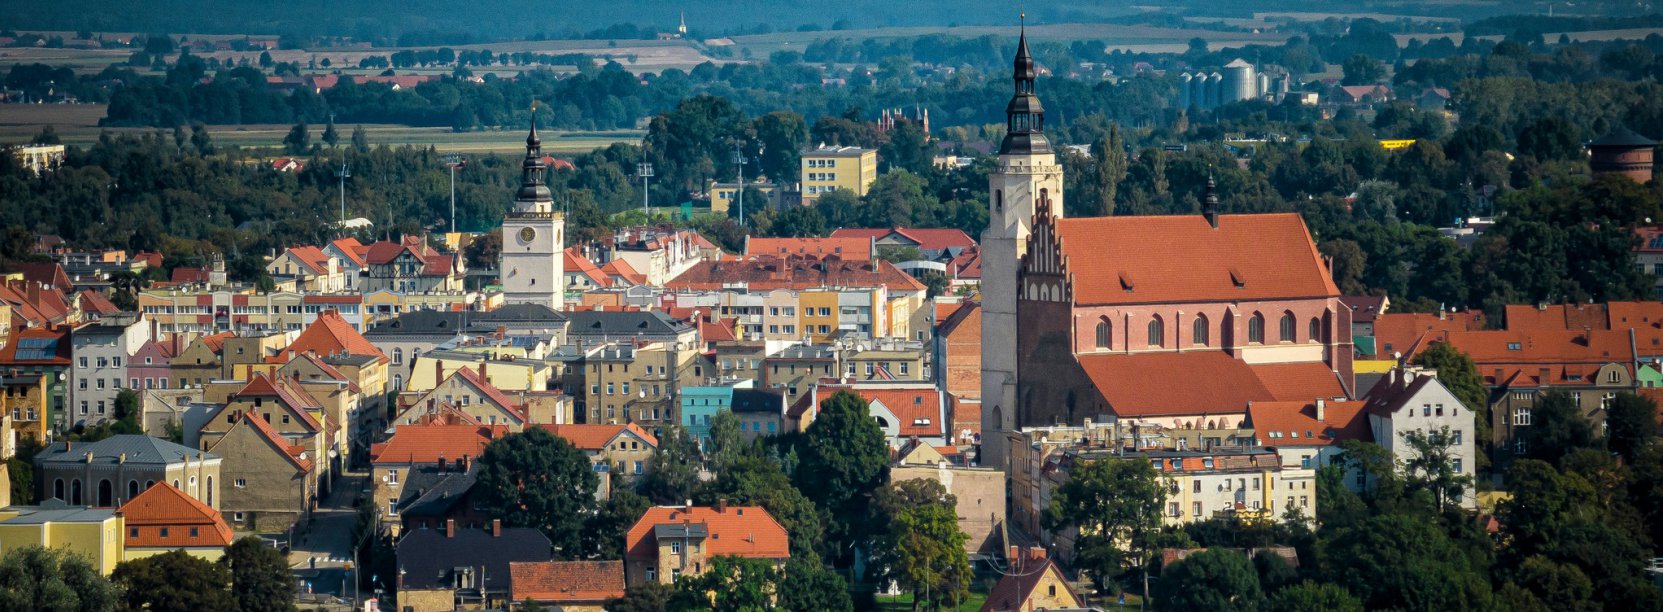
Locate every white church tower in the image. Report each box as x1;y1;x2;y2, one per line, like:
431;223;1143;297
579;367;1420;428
981;25;1064;468
500;118;565;309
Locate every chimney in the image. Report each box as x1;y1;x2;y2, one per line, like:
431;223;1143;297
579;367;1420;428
491;519;501;537
446;519;456;538
438;456;447;473
479;361;488;383
459;455;470;472
434;359;443;383
716;498;727;513
1314;398;1326;421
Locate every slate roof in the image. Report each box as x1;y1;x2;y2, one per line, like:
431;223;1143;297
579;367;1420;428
564;310;692;337
666;255;926;292
731;388;784;415
396;464;478;519
1589;128;1657;148
1053;213;1338;306
469;303;568;327
396;525;552;591
37;435;217;467
509;560;625;604
364;310;466;338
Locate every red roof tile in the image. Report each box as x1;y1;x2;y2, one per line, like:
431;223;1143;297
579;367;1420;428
1370;312;1486;359
77;290;122;316
281;245;333;275
234;411;313;473
451;366;527;422
564;248;610;287
279;310;386;363
1246;400;1371;447
1052;213;1338;306
0;325;71;365
1251;362;1348;401
624;506;789;561
539;423;658;450
600;259;645;285
509;560;625;603
330;238;368;267
370;424;506;465
746;237;873;260
117;482;234;549
830;227;977;253
666;255;926;292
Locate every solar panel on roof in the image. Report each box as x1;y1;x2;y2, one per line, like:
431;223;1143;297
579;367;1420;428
18;338;56;349
15;350;57;360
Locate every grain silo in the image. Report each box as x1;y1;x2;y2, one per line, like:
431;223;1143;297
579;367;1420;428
1205;72;1223;108
1178;72;1193;109
1223;59;1256;104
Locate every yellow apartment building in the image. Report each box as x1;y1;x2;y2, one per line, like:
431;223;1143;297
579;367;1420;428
0;506;125;574
800;146;878;204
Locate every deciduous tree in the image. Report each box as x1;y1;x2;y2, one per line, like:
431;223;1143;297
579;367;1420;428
222;536;296;612
113;549;236;612
472;427;599;556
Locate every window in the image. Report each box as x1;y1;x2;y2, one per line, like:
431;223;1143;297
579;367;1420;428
1608;370;1621;383
1192;315;1209;346
1513;407;1531;426
1309;318;1322;342
1147;317;1164;347
1193;480;1201;493
1248;313;1265;343
1095;319;1112;348
160;527;169;538
1279;312;1296;342
392;348;402;365
1453;459;1464;473
671;541;681;554
1452;431;1463;445
1192;501;1202;516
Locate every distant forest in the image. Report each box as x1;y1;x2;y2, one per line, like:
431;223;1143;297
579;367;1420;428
1;0;1647;41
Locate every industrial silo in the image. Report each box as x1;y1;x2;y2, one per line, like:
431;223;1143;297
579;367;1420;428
1178;72;1193;109
1191;75;1208;109
1205;72;1223;108
1223;59;1256;104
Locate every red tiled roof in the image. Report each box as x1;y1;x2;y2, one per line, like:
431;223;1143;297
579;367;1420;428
698;315;739;343
365;235;445;269
540;423;658;450
948;247;982;279
1246;400;1371;447
0;280;72;326
330;238;368;267
747;237;873;260
282;246;333;275
236;411;313;473
564;248;610;287
77;290;122;316
279;310;386;363
12;263;71;290
0;325;71;365
117;482;234;549
666;255;926;292
370;424;506;465
451;366;526;422
600;259;645;285
1370;312;1485;359
170;266;212;285
509;560;625;603
198;331;235;354
981;556;1080;612
1053;213;1337;306
1251;362;1348;401
624;506;789;561
1079;352;1345;418
222;373;325;432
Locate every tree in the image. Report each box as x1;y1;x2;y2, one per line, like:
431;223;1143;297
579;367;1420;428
768;205;827;238
778;557;853;612
672;555;779;610
1411;342;1492;460
1043;458;1165;595
1267;581;1364;612
1523;391;1594;465
222;536;295;612
1604;392;1658;464
350;125;369;152
472;427;599;556
321;119;339;148
464;229;501;270
872;479;971;610
258;51;273;68
190;124;214;155
696;454;824;559
0;545;117;612
113;549;236;612
1400;426;1474;511
1155;548;1263;611
639;424;702;504
582;489;649;559
110;389;143;434
753;111;808;183
1341;54;1387;85
604;583;675;612
706;410;744;471
281;122;309;155
794;391;889;563
1089;124;1128;216
1323;513;1493;610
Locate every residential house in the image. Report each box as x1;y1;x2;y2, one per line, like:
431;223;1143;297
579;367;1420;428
800;145;878;204
1360;368;1479;509
362;236;466;294
623;503;789;586
1;374;50;448
0;325;72;432
116;482;235;560
588;226;717;287
394;366;529;429
789;382;950;448
980;548;1081;612
743;236;873;261
266;246;348;293
324;238;369;289
0;505;124;575
396;520;553;612
35;435;221;509
169;332;233;389
1246;398;1371;473
731;388;786;440
762;344;840;409
198;374;331;490
364;310;466;389
890;442;1005;555
128;336;180;392
508;560;625;612
934;300;982;401
369;423;503;534
665;255;928;343
203;411;316;532
679;381;750;446
540;423;658;499
582;341;706;430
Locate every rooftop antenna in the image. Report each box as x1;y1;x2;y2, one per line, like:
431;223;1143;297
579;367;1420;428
337;162;351;229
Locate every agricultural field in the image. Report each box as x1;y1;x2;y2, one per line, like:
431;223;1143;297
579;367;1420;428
0;104;640;153
728;22;1291;57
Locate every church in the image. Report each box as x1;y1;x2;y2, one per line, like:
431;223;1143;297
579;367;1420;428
978;31;1354;468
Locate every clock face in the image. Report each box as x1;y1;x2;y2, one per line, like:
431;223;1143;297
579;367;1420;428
519;227;536;243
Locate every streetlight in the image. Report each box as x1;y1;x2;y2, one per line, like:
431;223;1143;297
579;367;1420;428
636;161;654;216
731;143;747;226
337;163;351;229
443;155;465;232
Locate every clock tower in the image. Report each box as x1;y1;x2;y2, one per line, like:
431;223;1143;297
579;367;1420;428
500;119;565;309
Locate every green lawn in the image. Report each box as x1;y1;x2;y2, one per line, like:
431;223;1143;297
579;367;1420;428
873;590;988;611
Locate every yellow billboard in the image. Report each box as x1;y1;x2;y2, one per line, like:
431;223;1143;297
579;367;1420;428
1379;139;1418;150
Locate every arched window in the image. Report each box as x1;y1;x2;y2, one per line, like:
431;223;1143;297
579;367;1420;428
1309;317;1322;343
1147;317;1165;347
1279;312;1296;342
1095;319;1112;349
393;374;404;391
1248;313;1265;344
71;480;82;505
127;480;139;500
97;480;112;507
1192;315;1210;346
53;479;64;501
392;348;403;365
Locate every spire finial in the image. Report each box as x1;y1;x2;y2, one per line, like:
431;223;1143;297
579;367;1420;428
527;101;541;148
1204;170;1220;229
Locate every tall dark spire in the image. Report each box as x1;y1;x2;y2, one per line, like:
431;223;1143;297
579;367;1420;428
516;112;552;205
1203;173;1220;228
1000;16;1050;155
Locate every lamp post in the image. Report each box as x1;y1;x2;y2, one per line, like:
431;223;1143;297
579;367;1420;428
637;161;654;216
443;155;464;232
337;163;351;229
731;144;747;226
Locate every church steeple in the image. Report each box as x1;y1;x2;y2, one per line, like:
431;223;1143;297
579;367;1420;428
515;114;553;208
1000;18;1050;155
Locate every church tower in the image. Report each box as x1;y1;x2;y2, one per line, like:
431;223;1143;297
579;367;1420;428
980;25;1064;468
500;118;565;309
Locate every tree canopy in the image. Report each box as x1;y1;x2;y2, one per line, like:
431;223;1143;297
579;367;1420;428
472;426;600;556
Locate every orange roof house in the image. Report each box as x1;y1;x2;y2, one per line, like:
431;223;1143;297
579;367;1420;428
1246;399;1371;448
666;255;926;292
274;310;386;363
117;482;235;558
510;560;625;607
370;424;506;465
981;549;1082;612
745;236;873;261
623;503;789;586
540;423;658;451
